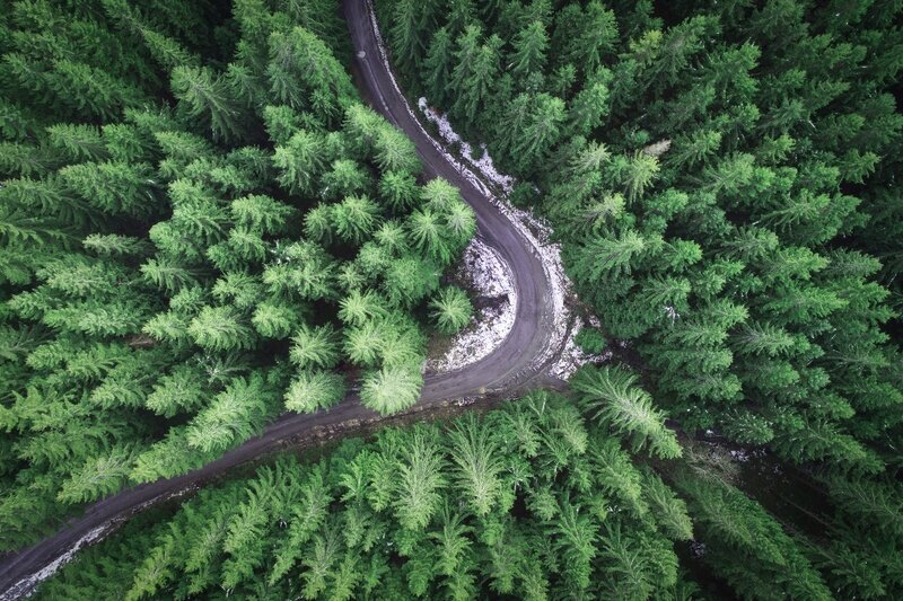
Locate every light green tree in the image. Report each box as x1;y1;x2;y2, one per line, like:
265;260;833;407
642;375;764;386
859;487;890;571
284;370;346;414
429;287;473;334
572;365;681;458
360;365;424;415
289;324;340;369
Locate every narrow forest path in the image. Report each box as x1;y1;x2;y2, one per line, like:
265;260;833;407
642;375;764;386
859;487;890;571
0;2;567;598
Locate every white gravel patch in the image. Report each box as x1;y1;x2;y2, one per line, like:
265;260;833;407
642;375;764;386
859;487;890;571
0;525;109;600
417;99;515;195
1;486;196;600
426;238;517;372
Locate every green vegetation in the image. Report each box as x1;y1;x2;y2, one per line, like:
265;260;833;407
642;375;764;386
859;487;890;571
2;0;901;599
40;389;701;601
0;0;476;551
376;0;902;597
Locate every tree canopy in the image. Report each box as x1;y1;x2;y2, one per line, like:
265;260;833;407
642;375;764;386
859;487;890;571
0;0;477;552
1;0;900;599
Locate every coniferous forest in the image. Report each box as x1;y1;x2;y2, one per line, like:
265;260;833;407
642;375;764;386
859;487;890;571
0;0;901;600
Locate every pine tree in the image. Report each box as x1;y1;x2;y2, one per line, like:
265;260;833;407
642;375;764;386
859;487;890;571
379;171;420;213
552;1;618;77
621;151;660;203
266;27;357;124
387;0;439;81
570;229;646;281
284;370;346;413
342;320;384;367
145;364;209;418
447;413;503;516
566;69;611;138
674;468;833;600
393;426;445;530
407;208;453;264
58;161;158;218
374;220;410;254
185;373;276;454
547;497;598;593
383;255;441;307
360;365;424;415
262;241;338;301
320;159;372;200
450;26;502;122
289;324;340;370
170;66;245;142
269;465;332;585
422;27;454;106
188;306;257;352
338;290;388;327
512;93;565;171
509;21;548;79
596;522;658;599
57;444;139;504
126;535;177;600
251;302;304;340
272;129;327;195
428;287;473;334
230;194;295;235
374;126;421;175
641;469;694;541
46;123;109;163
572;365;681;458
333;195;380;244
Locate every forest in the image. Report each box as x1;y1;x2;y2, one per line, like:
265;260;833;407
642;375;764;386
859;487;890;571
0;0;480;551
0;0;901;600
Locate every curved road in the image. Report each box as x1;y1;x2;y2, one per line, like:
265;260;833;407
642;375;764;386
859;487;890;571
0;1;560;598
